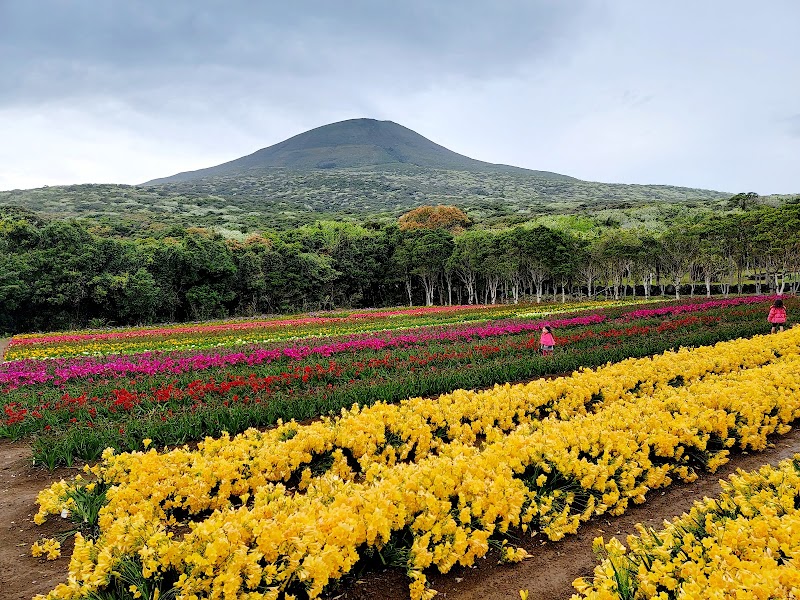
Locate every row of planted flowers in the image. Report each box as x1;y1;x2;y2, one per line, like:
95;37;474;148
8;303;507;347
8;304;777;466
573;455;800;599
3;297;711;360
32;327;800;600
1;295;780;389
6;301;610;360
0;313;605;389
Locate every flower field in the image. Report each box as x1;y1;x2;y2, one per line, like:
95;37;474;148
573;455;800;599
3;298;760;362
5;301;638;360
30;324;800;600
1;296;788;467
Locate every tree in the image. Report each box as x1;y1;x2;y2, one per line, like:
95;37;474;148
632;233;660;299
394;229;454;306
576;238;602;299
231;238;268;315
549;230;579;303
30;221;103;328
448;231;496;305
0;253;31;332
750;204;800;294
498;229;527;304
478;236;505;305
503;226;565;303
696;216;738;297
594;230;644;300
659;227;700;300
398;205;471;233
727;192;760;211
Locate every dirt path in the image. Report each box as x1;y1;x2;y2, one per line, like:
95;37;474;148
0;337;9;362
4;431;800;600
0;441;81;600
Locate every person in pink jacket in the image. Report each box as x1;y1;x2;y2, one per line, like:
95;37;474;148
540;325;555;355
768;298;787;334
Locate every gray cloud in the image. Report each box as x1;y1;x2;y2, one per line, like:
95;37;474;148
0;1;798;194
0;1;590;106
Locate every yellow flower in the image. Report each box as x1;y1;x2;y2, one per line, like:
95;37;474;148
29;328;800;600
31;538;61;560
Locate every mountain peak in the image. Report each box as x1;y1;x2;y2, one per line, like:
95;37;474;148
144;118;574;184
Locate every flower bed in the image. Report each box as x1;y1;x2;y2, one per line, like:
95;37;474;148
5;302;586;360
5;297;747;360
573;455;800;599
32;328;800;600
6;300;782;466
0;313;606;389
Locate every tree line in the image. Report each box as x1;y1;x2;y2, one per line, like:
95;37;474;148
0;202;798;333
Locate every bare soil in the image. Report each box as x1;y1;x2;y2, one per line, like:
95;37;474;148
4;429;800;600
0;441;82;600
0;338;9;362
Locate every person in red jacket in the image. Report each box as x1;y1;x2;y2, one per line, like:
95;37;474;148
768;298;787;333
540;325;555;355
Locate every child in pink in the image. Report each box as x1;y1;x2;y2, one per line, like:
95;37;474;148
768;298;787;333
540;325;555;355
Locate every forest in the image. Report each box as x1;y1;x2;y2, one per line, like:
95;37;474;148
0;201;798;333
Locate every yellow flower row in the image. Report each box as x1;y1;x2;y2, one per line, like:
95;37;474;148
35;328;797;529
33;328;800;600
513;297;663;319
573;455;800;599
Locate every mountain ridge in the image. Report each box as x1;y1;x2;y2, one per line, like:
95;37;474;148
143;118;576;184
1;118;747;233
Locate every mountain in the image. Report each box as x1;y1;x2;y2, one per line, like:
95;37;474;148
1;118;743;234
144;118;575;184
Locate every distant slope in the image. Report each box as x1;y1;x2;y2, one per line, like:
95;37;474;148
0;170;735;233
0;118;749;233
144;118;575;184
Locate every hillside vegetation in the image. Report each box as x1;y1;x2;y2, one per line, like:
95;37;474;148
0;168;735;234
0;118;739;232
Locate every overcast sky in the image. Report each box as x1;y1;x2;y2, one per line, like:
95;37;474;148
1;1;798;194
